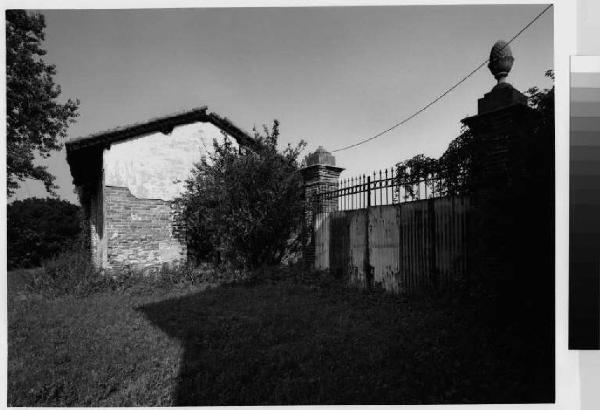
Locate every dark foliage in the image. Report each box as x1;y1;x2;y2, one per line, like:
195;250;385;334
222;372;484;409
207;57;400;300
175;120;306;269
7;197;82;269
509;70;555;314
6;10;79;197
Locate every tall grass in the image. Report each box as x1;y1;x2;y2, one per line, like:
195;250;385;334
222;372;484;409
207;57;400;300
27;249;112;297
23;250;245;298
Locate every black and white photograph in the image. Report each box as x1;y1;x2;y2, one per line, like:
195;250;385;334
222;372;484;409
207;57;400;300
2;0;565;406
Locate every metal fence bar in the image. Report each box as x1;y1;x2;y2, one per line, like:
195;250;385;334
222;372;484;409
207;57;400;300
314;166;445;212
367;175;371;208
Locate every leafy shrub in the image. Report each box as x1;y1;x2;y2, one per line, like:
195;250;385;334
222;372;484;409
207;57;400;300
7;197;82;270
175;120;306;270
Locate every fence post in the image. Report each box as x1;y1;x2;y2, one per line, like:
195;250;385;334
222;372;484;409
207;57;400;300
300;146;345;268
366;175;371;208
364;175;374;289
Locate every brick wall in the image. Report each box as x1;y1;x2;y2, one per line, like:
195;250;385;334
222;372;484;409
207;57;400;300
300;163;344;265
104;186;186;273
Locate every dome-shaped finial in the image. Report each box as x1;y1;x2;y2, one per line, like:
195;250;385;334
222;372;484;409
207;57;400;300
488;40;514;83
305;146;336;167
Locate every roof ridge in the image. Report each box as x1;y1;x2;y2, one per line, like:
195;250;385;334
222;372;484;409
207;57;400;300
65;106;255;152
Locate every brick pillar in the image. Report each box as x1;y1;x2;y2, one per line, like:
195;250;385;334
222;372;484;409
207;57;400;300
300;146;344;266
460;40;540;298
462;82;535;188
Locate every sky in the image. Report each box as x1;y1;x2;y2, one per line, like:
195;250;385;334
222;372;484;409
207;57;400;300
11;4;554;204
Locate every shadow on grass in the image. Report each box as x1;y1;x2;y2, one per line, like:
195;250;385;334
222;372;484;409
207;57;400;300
137;281;554;405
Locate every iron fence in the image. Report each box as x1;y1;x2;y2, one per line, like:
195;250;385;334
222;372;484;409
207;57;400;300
313;166;445;212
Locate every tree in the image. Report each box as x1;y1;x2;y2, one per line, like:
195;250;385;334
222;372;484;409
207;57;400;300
6;10;79;197
7;198;82;269
175;121;306;269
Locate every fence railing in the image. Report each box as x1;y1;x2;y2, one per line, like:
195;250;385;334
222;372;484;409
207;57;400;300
313;166;445;212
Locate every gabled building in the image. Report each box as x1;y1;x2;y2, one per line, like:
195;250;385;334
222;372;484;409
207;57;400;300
66;107;255;272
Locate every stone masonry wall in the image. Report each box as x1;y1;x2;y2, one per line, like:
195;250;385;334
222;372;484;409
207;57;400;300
104;185;186;273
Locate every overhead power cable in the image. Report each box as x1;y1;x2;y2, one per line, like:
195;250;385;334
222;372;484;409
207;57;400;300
331;4;553;153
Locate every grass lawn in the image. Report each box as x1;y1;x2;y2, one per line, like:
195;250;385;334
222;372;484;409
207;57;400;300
8;276;554;405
